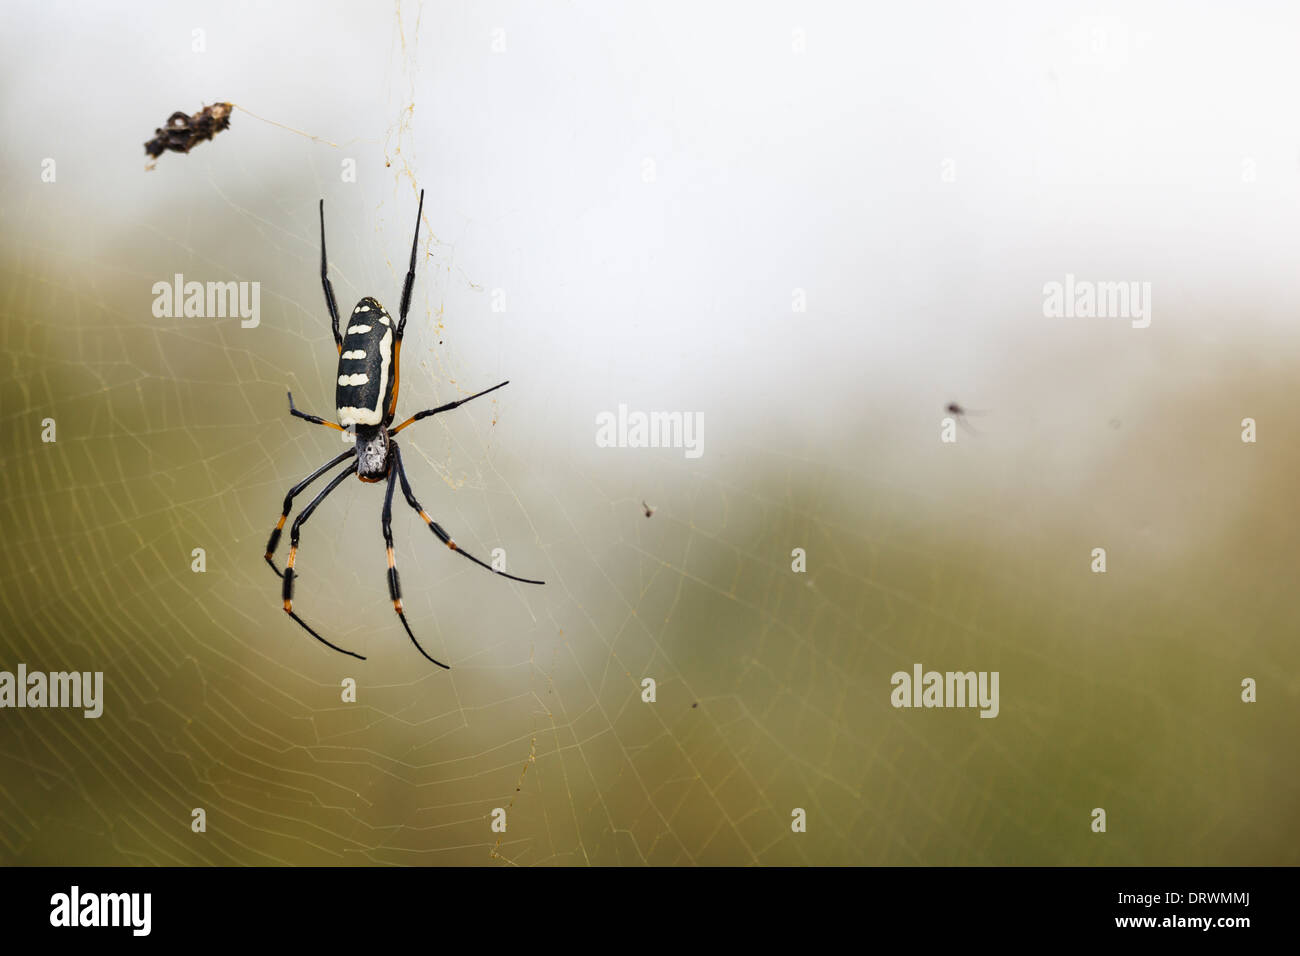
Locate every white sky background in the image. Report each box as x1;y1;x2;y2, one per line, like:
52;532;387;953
1;1;1299;865
4;0;1299;466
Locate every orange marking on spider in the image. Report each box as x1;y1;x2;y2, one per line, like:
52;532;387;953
387;340;401;420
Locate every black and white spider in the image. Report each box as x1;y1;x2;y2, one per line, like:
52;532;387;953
264;189;544;667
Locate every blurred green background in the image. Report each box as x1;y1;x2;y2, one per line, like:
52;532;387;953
0;0;1296;865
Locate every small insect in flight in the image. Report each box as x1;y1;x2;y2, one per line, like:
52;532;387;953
264;189;544;667
945;401;986;435
641;500;655;518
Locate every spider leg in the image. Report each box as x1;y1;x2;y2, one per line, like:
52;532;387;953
392;443;545;585
320;199;342;351
264;447;356;577
381;461;450;668
287;391;345;432
281;459;366;660
396;189;425;339
389;380;509;434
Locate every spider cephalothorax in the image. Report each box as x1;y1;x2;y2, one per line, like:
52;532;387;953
354;426;389;481
263;190;544;667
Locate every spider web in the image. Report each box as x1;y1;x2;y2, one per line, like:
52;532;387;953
1;0;1298;866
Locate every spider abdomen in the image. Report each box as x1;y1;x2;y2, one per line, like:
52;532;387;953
336;297;398;428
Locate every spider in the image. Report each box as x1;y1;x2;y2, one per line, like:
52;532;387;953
264;189;544;667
